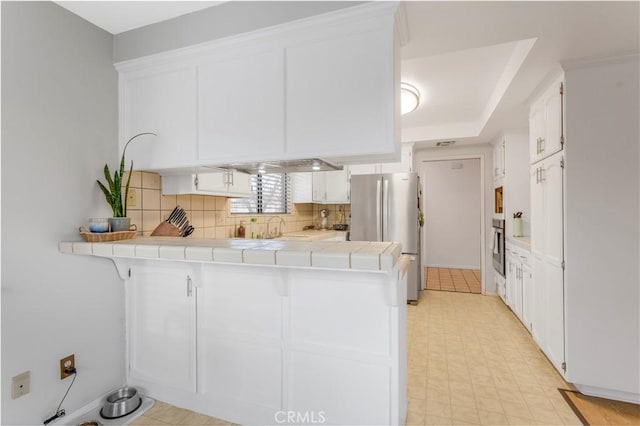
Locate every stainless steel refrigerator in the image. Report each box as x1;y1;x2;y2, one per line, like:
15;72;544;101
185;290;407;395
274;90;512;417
350;173;421;303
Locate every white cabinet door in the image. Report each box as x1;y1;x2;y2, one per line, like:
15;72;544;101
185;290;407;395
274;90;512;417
530;165;545;256
522;262;533;332
286;28;396;159
542;81;564;159
198;49;285;163
128;264;197;393
531;254;546;347
123;67;197;170
197;173;228;193
198;265;283;414
290;173;313;203
542;153;564;267
226;171;253;197
530;77;564;164
312;173;326;202
513;264;523;320
529;101;545;164
505;254;516;308
545;262;565;374
325;169;350;204
312;169;350;204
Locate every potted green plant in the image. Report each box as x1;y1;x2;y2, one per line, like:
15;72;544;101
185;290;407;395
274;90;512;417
97;132;156;232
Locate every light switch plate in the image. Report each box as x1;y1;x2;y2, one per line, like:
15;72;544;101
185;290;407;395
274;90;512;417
12;371;30;399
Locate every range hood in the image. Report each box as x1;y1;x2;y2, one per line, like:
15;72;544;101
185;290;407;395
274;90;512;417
217;158;343;175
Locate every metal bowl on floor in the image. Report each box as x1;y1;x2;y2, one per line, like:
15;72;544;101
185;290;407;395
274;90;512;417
100;387;142;419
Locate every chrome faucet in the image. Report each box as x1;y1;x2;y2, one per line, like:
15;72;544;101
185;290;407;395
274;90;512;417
266;216;286;238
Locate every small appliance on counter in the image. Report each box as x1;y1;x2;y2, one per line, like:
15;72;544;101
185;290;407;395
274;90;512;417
319;209;329;230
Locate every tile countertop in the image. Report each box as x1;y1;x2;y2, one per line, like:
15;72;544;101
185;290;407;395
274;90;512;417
59;237;401;272
506;235;531;252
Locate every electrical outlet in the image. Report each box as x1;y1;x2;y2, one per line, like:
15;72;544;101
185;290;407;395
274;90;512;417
127;188;137;207
60;354;75;380
11;371;30;399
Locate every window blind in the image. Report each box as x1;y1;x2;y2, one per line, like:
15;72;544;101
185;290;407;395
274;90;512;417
229;173;291;214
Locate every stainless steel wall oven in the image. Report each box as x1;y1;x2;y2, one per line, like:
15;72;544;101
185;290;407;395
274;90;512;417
492;219;505;277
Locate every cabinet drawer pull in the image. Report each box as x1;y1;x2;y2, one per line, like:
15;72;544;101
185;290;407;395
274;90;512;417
187;276;193;297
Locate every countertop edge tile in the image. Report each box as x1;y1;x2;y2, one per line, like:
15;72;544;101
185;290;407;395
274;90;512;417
72;242;93;255
93;243;115;257
185;246;214;262
59;238;400;271
159;245;186;260
135;245;159;259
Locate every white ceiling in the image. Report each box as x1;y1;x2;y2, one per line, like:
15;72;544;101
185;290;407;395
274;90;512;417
55;1;224;34
54;1;639;149
400;1;639;148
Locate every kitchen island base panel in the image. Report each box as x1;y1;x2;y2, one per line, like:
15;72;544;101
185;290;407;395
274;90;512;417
122;260;407;426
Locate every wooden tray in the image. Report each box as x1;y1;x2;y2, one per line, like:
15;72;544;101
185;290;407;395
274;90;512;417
79;229;136;242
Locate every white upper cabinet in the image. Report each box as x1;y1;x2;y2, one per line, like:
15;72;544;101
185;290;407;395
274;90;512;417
162;171;252;197
198;48;286;163
286;25;397;159
116;3;399;172
121;66;198;170
530;76;564;164
290;173;313;203
312;169;350;204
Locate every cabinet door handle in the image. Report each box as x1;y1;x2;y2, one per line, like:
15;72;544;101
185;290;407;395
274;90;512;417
540;138;545;153
536;138;540;154
539;167;546;182
536;167;539;183
187;276;193;297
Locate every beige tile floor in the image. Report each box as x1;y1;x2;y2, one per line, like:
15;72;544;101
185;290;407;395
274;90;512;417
406;290;583;425
135;290;582;426
130;401;235;425
426;268;482;294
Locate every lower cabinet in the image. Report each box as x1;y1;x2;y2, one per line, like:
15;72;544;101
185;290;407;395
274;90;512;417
128;264;197;393
532;255;565;374
521;262;533;332
504;243;532;331
125;261;405;425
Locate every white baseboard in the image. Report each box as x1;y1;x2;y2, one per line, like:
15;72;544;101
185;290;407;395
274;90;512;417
575;384;640;404
425;263;481;270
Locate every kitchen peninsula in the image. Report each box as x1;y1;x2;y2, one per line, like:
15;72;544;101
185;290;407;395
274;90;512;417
60;238;408;425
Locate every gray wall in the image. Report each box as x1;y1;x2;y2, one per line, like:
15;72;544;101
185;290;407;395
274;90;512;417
2;2;123;424
421;159;482;269
114;1;364;62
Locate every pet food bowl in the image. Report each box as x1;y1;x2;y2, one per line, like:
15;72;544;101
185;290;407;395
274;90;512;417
100;387;142;419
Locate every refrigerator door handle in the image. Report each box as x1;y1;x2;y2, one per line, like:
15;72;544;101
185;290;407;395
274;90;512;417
376;178;382;241
382;178;389;241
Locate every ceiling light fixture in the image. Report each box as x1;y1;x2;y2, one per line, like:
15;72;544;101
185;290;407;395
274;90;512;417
401;82;421;115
